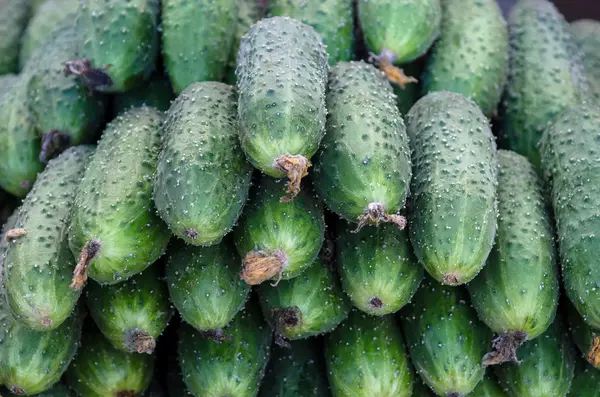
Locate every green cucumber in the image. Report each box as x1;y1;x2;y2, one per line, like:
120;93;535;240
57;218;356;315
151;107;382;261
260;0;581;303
569;360;600;397
400;277;492;396
258;258;350;344
567;300;600;369
224;0;262;85
112;74;174;115
500;0;589;168
405;91;498;285
165;239;250;337
233;176;325;285
268;0;354;65
470;376;508;397
236;16;328;201
572;19;600;103
177;302;272;397
68;107;171;287
154;82;253;246
325;310;414;397
0;0;29;74
421;0;508;118
313;61;412;230
467;150;559;365
66;0;160;92
4;146;94;331
162;0;237;94
336;220;423;316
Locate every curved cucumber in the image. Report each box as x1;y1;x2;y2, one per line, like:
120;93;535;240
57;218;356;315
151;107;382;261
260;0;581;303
567;300;600;369
572;19;600;103
0;0;29;74
405;91;498;285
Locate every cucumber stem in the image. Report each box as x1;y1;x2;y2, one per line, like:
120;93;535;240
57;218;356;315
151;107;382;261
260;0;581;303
273;306;301;347
125;329;156;354
5;228;27;241
482;330;528;366
354;202;406;233
63;59;113;91
39;130;70;163
588;335;600;367
70;239;101;290
274;154;311;202
369;297;383;309
240;249;288;286
368;50;418;89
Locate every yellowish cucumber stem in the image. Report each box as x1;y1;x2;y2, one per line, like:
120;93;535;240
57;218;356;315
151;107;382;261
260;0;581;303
588;335;600;367
70;239;101;290
274;154;311;202
241;249;288;286
369;50;418;89
125;329;156;354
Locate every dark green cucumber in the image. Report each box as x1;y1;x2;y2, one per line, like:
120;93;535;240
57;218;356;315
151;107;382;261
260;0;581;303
112;74;174;115
0;0;29;74
86;263;173;354
540;104;600;330
470;376;508;397
233;176;325;285
0;307;83;396
500;0;589;168
569;360;600;397
567;300;600;369
258;258;350;343
468;150;559;365
325;310;414;397
67;0;160;92
162;0;237;94
269;0;354;65
421;0;508;118
400;277;492;396
313;61;412;230
224;0;262;85
336;220;423;316
236;16;328;200
494;318;575;397
259;338;330;397
572;19;600;103
165;239;250;336
68;107;171;287
154;82;253;246
66;326;154;396
177;302;272;397
405;91;498;285
4;146;94;331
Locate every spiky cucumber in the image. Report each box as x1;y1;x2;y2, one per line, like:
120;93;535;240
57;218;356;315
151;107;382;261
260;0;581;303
224;0;262;85
112;74;174;115
68;107;171;287
571;19;600;103
0;0;29;74
400;277;492;396
154;82;253;246
325;310;414;397
313;61;411;230
567;300;600;369
236;16;328;201
569;360;600;397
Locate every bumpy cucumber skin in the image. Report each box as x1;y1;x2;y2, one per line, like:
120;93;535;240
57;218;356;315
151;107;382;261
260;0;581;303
422;0;508;118
224;0;262;85
500;0;589;168
4;146;94;331
567;301;600;369
400;277;492;395
0;308;83;396
112;74;175;115
76;0;160;92
325;310;414;397
178;303;272;397
269;0;354;65
162;0;237;94
0;0;29;74
236;16;328;177
336;220;422;316
69;107;171;285
154;82;253;246
468;150;558;340
405;91;498;285
494;319;575;397
569;361;600;397
258;259;351;340
233;177;325;281
571;20;600;104
166;240;250;332
540;105;600;330
357;0;441;64
66;327;154;397
313;61;411;222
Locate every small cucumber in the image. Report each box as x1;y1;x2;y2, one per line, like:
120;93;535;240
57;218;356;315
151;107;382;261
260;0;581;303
567;300;600;369
0;0;29;74
571;19;600;103
112;73;174;115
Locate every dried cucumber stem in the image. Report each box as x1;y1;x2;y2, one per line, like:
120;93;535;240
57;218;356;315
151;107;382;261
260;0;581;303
64;59;113;90
200;328;232;344
442;273;461;286
354;202;406;233
40;130;70;163
369;297;383;309
9;386;26;395
5;228;27;241
125;329;156;354
588;335;600;367
273;307;301;347
184;228;199;240
274;154;311;202
482;330;528;366
70;239;101;290
368;50;418;89
241;249;288;286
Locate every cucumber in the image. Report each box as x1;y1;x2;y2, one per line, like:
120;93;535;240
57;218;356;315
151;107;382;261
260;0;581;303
405;91;498;285
0;0;29;74
567;300;600;369
165;239;250;338
224;0;262;85
4;146;94;331
467;150;559;365
421;0;508;118
268;0;354;65
66;0;160;92
400;277;492;396
233;176;325;285
540;104;600;330
258;258;350;344
471;376;508;397
336;220;423;316
68;107;171;287
154;82;253;246
313;61;412;230
494;318;575;397
325;310;414;397
571;19;600;103
569;360;600;397
177;302;272;397
500;0;589;168
236;16;328;201
112;74;174;115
